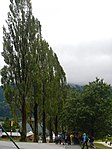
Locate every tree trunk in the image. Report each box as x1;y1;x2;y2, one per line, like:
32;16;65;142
54;115;58;136
42;110;46;143
42;83;46;143
49;117;53;142
34;103;38;142
20;97;26;141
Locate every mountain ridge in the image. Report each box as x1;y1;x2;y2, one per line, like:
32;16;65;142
0;84;83;118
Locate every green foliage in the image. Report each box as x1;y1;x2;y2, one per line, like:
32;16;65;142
62;78;112;138
81;78;112;138
1;0;67;142
2;117;11;132
1;0;41;141
2;117;20;132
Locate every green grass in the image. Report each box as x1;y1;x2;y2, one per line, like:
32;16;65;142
94;143;112;149
80;142;112;149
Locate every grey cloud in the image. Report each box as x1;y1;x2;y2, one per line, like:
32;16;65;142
54;39;112;85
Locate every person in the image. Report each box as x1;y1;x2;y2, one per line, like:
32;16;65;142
74;132;80;145
70;133;74;144
0;125;2;139
55;135;58;144
58;134;62;144
67;132;71;145
61;131;65;145
65;133;68;144
89;135;94;148
82;133;88;149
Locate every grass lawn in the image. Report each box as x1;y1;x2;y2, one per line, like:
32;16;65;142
94;143;112;149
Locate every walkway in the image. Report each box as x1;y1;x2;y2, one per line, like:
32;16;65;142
0;141;81;149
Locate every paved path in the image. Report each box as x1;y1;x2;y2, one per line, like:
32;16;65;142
0;141;81;149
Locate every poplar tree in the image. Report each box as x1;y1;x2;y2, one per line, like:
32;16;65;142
1;0;67;142
1;0;41;141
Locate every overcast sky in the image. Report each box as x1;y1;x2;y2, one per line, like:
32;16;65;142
0;0;112;85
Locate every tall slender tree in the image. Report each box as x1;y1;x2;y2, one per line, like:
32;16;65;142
1;0;67;142
1;0;41;141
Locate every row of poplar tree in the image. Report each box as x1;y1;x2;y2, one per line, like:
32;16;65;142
1;0;112;142
1;0;67;142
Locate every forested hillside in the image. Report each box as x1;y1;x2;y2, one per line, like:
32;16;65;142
0;84;81;118
0;86;4;101
0;86;11;118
